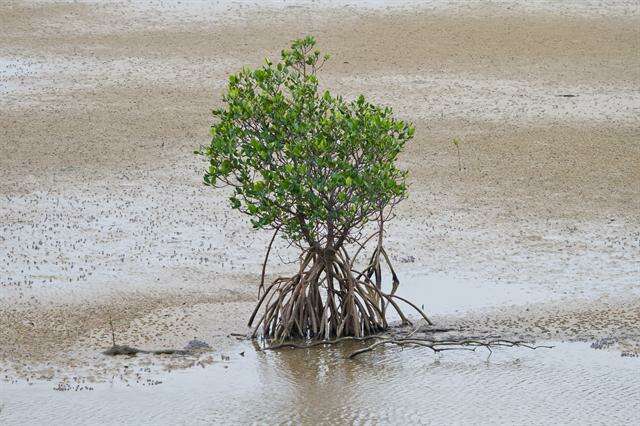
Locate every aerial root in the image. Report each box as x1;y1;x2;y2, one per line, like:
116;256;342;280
248;246;431;341
260;334;386;351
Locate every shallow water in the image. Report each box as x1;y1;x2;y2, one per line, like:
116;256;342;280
1;341;638;425
2;0;638;423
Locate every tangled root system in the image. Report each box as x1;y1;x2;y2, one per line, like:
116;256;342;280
249;244;431;341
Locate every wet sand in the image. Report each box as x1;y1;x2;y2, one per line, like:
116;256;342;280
1;0;639;421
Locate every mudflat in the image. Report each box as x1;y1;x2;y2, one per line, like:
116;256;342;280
1;0;639;393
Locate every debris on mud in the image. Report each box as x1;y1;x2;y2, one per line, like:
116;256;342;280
590;337;617;350
103;340;212;357
184;339;212;351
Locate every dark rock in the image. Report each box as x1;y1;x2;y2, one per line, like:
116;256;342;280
184;339;212;351
103;345;143;356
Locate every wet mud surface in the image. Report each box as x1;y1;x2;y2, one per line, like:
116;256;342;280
1;0;639;423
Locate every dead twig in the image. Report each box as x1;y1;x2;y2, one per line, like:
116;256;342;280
108;313;117;346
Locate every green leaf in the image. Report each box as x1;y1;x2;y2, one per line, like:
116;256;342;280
197;36;413;248
229;197;241;209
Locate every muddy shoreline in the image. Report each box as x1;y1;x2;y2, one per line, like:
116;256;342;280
1;0;639;406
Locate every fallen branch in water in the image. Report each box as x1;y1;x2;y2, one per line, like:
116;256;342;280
347;338;553;359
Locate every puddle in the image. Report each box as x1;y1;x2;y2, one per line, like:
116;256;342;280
397;270;560;315
1;341;638;424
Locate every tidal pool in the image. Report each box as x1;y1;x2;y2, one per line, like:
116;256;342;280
1;341;638;425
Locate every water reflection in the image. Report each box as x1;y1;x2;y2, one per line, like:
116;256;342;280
1;342;638;424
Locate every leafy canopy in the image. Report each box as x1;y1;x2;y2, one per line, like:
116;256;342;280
196;36;414;250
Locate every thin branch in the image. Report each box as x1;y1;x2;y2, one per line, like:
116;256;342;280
259;225;281;298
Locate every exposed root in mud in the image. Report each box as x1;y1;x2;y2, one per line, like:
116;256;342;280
258;325;553;359
260;334;384;351
347;338;553;359
248;242;432;341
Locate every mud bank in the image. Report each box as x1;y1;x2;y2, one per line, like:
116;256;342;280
1;1;639;420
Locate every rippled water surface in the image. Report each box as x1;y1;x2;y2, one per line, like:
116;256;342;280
1;341;638;425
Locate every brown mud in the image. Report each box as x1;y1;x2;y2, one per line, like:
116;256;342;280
1;0;639;386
